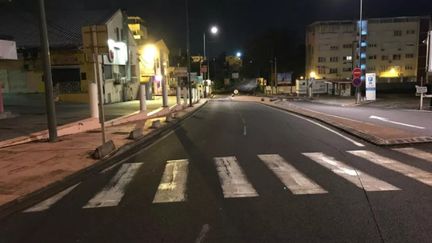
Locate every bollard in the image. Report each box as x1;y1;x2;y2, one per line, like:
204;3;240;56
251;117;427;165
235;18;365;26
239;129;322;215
176;86;181;105
162;78;168;107
183;88;188;106
140;84;147;112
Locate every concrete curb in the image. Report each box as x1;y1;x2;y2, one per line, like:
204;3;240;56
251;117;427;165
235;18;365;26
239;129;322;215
258;101;432;146
0;101;208;220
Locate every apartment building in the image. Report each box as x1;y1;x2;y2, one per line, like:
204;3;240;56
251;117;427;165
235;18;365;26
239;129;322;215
306;16;430;84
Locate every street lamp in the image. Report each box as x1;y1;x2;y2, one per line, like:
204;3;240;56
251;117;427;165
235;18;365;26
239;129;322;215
203;25;219;81
236;51;242;58
356;0;364;104
210;26;219;35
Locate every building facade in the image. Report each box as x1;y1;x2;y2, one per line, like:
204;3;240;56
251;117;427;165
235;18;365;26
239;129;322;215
306;16;431;84
0;9;140;104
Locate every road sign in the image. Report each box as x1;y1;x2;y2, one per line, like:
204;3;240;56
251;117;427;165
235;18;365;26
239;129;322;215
352;78;362;88
353;68;362;78
365;73;376;101
416;85;428;94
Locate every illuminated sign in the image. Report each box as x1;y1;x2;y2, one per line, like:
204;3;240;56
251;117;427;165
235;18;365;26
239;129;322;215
104;39;128;65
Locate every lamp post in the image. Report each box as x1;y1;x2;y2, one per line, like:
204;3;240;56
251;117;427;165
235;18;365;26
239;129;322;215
355;0;364;104
185;0;193;107
38;0;57;142
203;26;218;81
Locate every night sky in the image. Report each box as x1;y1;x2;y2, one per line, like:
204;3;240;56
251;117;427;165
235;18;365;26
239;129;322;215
8;0;432;57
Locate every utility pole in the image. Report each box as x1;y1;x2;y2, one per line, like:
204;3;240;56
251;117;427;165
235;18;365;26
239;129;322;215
185;0;193;106
356;0;363;104
91;25;107;144
38;0;57;142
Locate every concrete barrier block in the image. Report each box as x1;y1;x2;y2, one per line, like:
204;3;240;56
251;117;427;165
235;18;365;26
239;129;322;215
165;113;176;123
151;120;162;129
92;140;116;159
128;128;144;140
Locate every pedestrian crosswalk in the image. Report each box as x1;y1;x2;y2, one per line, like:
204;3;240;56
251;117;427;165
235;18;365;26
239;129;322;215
303;153;399;191
23;147;432;213
153;159;189;204
84;163;143;208
214;156;259;198
258;154;327;195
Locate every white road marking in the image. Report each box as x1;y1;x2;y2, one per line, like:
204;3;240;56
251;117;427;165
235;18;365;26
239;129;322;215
258;154;327;194
214;156;258;198
241;117;247;136
84;163;143;208
369;115;425;130
153;159;189;203
304;152;400;191
24;183;80;213
393;147;432;163
195;224;211;243
281;111;365;147
349;150;432;187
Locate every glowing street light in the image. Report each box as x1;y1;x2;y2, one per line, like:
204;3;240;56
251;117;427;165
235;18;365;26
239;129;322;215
210;26;219;35
142;44;157;63
309;71;317;79
236;51;242;58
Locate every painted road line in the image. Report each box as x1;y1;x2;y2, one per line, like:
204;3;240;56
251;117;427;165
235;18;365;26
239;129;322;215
214;156;258;198
393;147;432;163
349;150;432;187
258;154;327;195
24;183;80;213
303;153;400;191
278;109;365;147
153;159;189;204
369;115;425;130
84;163;143;208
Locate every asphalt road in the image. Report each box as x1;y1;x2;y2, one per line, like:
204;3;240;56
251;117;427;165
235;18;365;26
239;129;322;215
291;101;432;136
1;99;432;242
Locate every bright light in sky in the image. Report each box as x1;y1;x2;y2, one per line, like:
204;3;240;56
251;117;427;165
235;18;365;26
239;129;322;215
210;26;219;35
236;51;242;58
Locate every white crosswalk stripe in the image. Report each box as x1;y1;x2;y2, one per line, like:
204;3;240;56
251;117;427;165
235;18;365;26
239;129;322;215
24;183;80;213
83;163;143;208
214;156;258;198
303;152;400;191
153;159;189;204
258;154;327;195
27;149;426;212
393;147;432;163
349;150;432;187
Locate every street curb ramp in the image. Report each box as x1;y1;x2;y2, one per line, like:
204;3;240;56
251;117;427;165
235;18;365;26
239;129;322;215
0;101;208;220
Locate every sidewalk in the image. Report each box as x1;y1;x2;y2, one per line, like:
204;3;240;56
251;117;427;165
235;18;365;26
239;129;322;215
0;99;206;215
0;94;177;142
232;96;432;145
304;93;431;110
